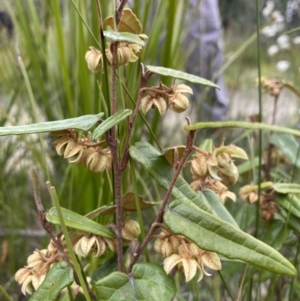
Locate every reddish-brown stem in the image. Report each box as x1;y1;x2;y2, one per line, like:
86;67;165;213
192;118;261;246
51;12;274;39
106;40;125;272
127;122;196;272
116;0;129;24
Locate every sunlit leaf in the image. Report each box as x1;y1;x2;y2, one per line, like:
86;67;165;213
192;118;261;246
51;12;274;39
145;65;219;88
0;113;104;136
46;207;114;238
95;263;176;301
92;109;132;140
104;9;142;34
164;199;296;276
104;30;145;46
29;261;73;301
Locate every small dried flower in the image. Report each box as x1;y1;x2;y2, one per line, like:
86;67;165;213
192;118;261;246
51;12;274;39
140;94;168;115
122;219;141;241
106;43;141;66
163;243;221;282
85;46;103;72
73;233;106;257
167;84;193;113
239;185;259;204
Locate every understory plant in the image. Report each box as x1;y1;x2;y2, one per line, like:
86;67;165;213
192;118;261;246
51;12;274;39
1;1;300;300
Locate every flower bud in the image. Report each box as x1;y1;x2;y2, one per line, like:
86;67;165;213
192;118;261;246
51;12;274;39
190;155;208;179
27;249;48;270
15;267;31;285
85;46;103;73
86;151;108;173
122;220;141;241
154;238;173;257
140;95;167;115
168;93;189;113
53;136;74;157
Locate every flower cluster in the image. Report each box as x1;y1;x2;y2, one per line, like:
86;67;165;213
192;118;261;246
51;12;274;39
85;8;147;72
259;77;284;97
154;230;221;282
85;42;143;72
15;219;140;295
15;239;66;295
72;220;140;257
52;130;112;173
140;83;193;115
189;139;248;204
239;185;279;221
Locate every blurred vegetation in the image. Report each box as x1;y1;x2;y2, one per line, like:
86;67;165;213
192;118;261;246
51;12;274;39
0;0;300;300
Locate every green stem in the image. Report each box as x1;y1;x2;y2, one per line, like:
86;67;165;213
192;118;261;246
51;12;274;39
18;57;50;181
0;286;13;301
184;121;300;137
47;183;93;301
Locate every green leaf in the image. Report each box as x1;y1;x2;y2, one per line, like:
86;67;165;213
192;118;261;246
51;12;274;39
103;30;145;45
269;133;300;168
29;261;73;301
86;192;156;218
201;189;239;228
129;142;211;213
184;121;300;137
164;199;296;276
237;157;261;174
279;208;300;236
146;65;219;88
46;207;114;238
0;113;104;136
262;219;293;251
275;193;300;218
92;254;118;283
273;183;300;194
92;109;132;140
95;263;176;301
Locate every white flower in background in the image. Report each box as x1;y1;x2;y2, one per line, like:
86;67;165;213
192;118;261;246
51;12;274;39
293;36;300;45
262;25;278;37
271;10;285;23
263;1;275;17
267;45;279;56
276;60;290;72
277;35;290;49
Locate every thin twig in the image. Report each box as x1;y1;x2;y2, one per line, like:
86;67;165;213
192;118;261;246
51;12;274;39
120;67;152;169
116;0;129;25
127;120;196;272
